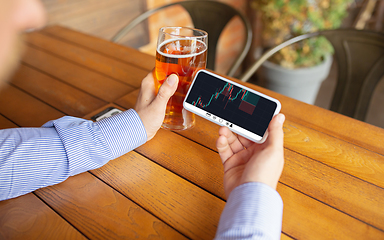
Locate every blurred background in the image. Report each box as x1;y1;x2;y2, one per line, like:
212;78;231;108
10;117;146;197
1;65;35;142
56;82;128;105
41;0;383;128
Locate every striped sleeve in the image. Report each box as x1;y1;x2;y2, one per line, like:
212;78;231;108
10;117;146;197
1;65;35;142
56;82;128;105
0;127;70;200
0;109;147;201
46;109;147;176
95;109;147;159
215;182;283;240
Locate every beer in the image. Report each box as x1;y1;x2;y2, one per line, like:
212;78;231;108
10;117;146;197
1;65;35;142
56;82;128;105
155;38;207;130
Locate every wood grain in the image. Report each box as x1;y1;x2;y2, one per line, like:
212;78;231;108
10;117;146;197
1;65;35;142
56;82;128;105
36;172;187;240
281;233;295;240
39;24;384;155
81;103;126;120
11;64;106;117
0;115;18;129
24;31;148;88
134;127;384;237
115;78;384;231
92;151;225;240
0;83;64;127
282;119;384;188
282;149;384;231
239;79;384;156
2;26;384;240
40;25;155;72
115;89;221;151
115;92;224;199
136;128;226;199
117;89;384;188
41;0;149;47
0;193;85;240
115;77;384;190
279;183;383;239
22;45;135;102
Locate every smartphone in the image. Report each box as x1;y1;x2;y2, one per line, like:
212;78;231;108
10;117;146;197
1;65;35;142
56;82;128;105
183;70;281;143
91;107;123;122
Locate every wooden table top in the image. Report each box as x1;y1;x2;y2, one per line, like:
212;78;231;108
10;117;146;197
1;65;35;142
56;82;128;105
0;25;384;239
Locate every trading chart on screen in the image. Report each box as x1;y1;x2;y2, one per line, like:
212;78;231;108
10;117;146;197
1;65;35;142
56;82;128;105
185;71;277;136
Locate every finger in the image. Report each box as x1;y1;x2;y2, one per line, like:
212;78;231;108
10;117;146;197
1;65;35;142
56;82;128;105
219;126;252;153
216;134;233;164
141;69;155;89
140;74;178;116
266;113;285;148
218;127;244;153
154;74;178;105
135;70;156;108
237;135;254;149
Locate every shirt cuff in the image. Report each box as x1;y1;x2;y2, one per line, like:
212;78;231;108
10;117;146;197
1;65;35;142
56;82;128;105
215;182;283;240
96;109;147;158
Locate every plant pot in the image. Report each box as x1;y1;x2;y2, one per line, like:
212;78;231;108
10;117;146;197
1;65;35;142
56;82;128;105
260;55;333;104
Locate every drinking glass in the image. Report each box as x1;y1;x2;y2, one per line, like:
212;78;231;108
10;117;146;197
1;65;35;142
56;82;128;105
155;26;208;130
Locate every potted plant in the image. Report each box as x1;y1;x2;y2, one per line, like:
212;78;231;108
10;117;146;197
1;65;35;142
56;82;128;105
251;0;353;104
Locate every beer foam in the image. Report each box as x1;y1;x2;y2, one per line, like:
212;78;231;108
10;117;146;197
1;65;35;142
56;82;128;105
157;38;207;58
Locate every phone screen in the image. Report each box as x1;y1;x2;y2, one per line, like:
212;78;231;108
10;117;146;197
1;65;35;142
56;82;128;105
184;70;280;142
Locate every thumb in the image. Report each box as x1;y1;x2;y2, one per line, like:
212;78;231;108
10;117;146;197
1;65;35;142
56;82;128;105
266;113;285;147
155;74;179;105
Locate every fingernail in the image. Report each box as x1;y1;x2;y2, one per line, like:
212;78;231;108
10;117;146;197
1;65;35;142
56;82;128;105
167;74;178;86
277;114;285;124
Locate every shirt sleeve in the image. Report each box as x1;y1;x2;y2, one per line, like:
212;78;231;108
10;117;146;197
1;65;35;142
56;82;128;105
215;182;283;240
0;109;147;201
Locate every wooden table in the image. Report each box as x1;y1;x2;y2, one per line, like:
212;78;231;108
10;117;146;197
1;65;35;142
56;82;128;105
0;25;384;239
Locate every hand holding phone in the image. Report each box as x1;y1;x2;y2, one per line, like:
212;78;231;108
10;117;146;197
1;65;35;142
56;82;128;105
183;70;281;143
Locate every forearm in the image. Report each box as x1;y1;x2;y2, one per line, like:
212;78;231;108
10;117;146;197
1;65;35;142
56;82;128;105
0;109;146;201
215;182;283;240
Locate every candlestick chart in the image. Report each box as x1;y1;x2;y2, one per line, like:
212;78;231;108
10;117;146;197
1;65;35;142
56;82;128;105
185;71;277;137
191;82;260;115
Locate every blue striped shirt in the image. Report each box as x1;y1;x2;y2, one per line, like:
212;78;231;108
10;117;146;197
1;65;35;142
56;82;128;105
0;109;147;200
215;182;283;240
0;109;283;239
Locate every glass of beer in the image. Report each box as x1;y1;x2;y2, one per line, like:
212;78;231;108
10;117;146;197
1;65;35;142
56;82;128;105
155;26;208;130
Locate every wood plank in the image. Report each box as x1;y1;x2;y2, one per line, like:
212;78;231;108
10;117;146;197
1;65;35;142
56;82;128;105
115;89;221;151
115;89;384;191
239;79;384;156
93;151;384;239
42;0;112;13
41;0;149;47
91;151;225;240
36;29;379;158
114;89;140;109
24;31;149;88
43;0;130;23
282;118;384;188
22;45;134;103
283;149;384;231
81;103;126;120
278;183;383;239
0;83;64;127
0;193;86;240
35;172;187;240
0;115;18;129
40;25;155;71
281;233;294;240
10;64;106;117
136;128;226;199
115;90;384;231
114;88;225;199
54;1;142;37
113;52;384;157
135;126;384;232
136;123;384;232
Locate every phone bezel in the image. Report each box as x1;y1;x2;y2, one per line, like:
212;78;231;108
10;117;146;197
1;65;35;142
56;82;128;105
183;69;281;143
